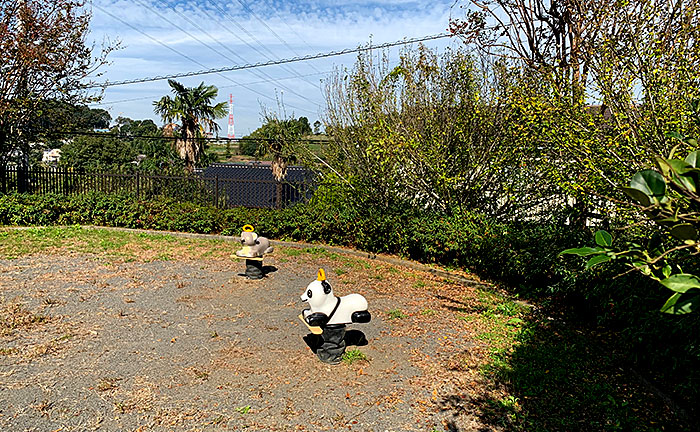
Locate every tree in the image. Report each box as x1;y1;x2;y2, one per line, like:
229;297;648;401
240;115;313;180
323;45;528;216
59;134;136;171
450;0;700;211
0;0;115;168
153;80;227;173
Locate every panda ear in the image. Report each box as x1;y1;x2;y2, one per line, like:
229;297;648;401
322;280;331;295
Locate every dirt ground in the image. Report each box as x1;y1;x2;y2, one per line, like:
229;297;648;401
0;241;500;431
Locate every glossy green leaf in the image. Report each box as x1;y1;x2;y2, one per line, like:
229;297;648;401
670;224;698;241
686;150;700;168
659;274;700;293
665;159;693;175
666;131;683;140
655;157;672;177
675;173;698;193
661;293;699;315
586;254;612;269
662;265;672;279
559;246;604;257
630;170;666;202
594;230;613;247
621;186;651;207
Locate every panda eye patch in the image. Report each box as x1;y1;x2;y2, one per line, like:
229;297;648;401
307;289;312;298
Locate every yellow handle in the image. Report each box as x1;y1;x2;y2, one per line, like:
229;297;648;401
317;268;326;281
242;224;254;232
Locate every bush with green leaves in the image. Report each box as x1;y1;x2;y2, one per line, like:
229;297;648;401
562;148;700;314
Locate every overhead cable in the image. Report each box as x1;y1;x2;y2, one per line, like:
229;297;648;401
51;130;331;144
92;2;315;114
145;0;321;107
89;70;330;106
87;32;452;89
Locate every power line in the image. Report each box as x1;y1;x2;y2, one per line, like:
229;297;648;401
146;0;322;108
51;130;331;144
203;0;322;91
89;70;331;106
256;2;324;70
92;2;315;114
88;32;452;89
234;0;324;75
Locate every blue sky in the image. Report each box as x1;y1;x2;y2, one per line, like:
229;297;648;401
87;0;461;135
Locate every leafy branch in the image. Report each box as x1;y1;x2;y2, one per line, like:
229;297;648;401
561;145;700;314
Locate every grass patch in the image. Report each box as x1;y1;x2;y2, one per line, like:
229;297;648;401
468;292;689;431
342;349;368;365
301;247;340;260
387;309;408;320
0;226;231;262
412;280;427;289
279;247;302;257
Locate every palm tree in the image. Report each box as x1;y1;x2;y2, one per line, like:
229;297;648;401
153;79;227;172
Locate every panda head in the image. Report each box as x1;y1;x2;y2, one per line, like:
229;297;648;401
300;269;333;309
239;226;258;246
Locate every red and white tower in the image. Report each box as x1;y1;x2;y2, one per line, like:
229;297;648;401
227;94;235;139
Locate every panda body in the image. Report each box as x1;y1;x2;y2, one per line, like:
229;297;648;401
235;230;273;258
301;279;369;326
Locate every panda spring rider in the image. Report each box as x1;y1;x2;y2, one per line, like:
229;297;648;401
300;269;371;364
235;225;273;279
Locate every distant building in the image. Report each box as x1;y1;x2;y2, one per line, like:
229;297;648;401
42;149;62;164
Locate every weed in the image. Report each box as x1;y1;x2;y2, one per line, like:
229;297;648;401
387;309;408;319
114;401;129;414
0;301;47;336
0;347;17;356
302;247;339;260
495;302;525;317
412;280;427;289
334;268;348;276
280;248;302;257
212;415;227;425
235;405;251;414
342;349;369;365
420;308;436;316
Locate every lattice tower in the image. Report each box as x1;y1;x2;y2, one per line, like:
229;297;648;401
227;94;235;139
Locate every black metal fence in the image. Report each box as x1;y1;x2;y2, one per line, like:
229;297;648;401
0;165;314;209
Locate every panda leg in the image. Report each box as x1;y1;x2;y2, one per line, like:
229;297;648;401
317;324;346;365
